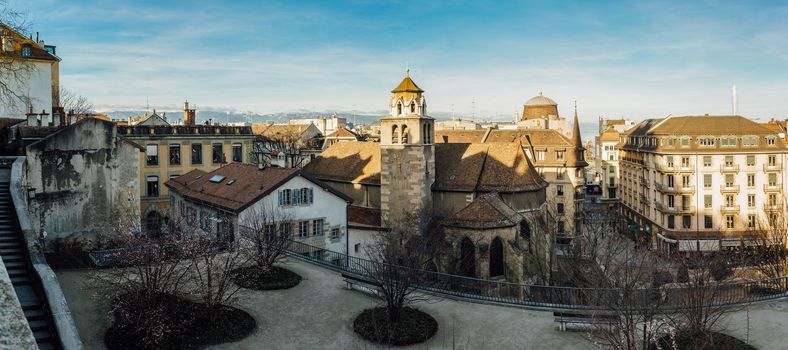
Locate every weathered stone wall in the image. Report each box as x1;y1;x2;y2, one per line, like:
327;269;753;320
0;252;36;349
380;145;434;226
24;119;141;246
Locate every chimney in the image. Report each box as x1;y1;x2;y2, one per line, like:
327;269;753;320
1;30;13;52
26;103;37;126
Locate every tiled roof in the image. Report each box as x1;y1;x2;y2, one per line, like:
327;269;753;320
446;193;521;229
348;205;382;228
326;127;360;139
599;127;621;142
435;129;572;146
648;115;776;135
434;130;485;143
391;76;424;93
434;143;547;192
166;163;298;212
0;25;59;62
254;124;314;138
303;141;381;184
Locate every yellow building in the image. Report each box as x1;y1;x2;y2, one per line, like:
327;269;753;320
118;124;255;233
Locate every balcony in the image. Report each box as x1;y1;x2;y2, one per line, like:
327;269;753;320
654;182;694;193
720;184;740;193
765;203;784;212
764;184;782;192
721;204;740;213
655;164;694;173
655;202;695;213
763;163;782;172
720;164;739;173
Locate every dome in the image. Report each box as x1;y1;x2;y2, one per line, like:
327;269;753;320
524;93;557;106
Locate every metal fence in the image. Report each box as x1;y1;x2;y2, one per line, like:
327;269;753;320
281;239;788;312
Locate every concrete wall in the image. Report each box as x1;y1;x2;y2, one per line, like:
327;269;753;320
0;255;36;349
24;119;141;244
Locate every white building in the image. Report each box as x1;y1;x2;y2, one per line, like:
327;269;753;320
0;25;60;122
288;115;347;135
166;163;352;254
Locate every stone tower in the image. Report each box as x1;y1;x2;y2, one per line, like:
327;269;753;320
379;73;435;230
183;100;196;126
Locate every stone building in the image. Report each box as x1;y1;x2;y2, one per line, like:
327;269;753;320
23;118;142;243
166;163;351;253
305;74;551;283
618;115;787;255
117;118;256;234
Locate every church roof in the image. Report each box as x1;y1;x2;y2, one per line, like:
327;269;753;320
303;141;381;184
447;193;521;229
524;93;557;106
391;76;424;93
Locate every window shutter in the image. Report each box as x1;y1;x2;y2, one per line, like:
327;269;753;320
309;188;314;204
293;189;300;205
278;190;282;206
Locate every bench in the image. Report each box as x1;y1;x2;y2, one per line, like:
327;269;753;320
341;273;380;294
554;312;617;331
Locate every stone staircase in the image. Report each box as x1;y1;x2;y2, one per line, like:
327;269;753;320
0;180;61;349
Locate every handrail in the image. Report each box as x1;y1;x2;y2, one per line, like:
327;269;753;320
9;156;84;350
276;236;788;312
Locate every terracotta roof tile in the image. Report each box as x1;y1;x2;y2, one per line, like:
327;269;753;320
348;205;382;228
447;193;521;229
326;127;360;139
599;127;621;142
303;141;381;184
435;143;547;192
165;163;298;212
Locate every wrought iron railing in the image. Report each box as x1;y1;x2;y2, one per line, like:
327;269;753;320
278;239;788;312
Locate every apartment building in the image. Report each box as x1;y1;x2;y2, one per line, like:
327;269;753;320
594;118;636;201
118;124;255;234
619;115;787;255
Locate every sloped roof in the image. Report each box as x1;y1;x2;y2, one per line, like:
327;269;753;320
326;127;360;139
166;163;349;212
348;205;382;229
303;141;381;184
434;130;485;143
434;143;547;192
435;129;572;146
446;193;521;229
391;76;424;93
0;24;59;62
599;127;621;142
648;115;775;135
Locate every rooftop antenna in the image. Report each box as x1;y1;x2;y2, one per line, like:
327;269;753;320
731;83;738;115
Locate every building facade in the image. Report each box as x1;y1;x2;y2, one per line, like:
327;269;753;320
618;115;787;255
118;124;255;233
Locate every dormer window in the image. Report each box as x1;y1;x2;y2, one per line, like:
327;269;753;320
21;44;31;57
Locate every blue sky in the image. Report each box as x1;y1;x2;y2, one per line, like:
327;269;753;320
15;0;788;121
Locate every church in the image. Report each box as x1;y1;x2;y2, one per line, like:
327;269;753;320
305;74;568;284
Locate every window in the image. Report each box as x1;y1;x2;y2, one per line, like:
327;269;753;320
299;221;309;238
748;194;755;208
146;144;159;166
747;174;755;187
535;151;545;161
169;144;181;165
768;155;777;166
556;168;565;180
187;207;196;225
726;215;734;229
199;210;209;231
668;215;675;229
555;151;564;160
748;215;756;228
742;136;759;147
725;174;734;187
724;156;734;167
721;136;736;147
746;155;755;166
280;222;293;237
212;143;223;164
667;156;675;168
232;143;243;162
557;203;564;214
146;176;159;197
699;137;714;146
681;156;690;167
21;45;31;57
703;156;712;167
682;215;691;229
704;174;712;188
556;185;564;196
768;173;777;186
278;189;292;206
330;227;339;239
704;215;713;229
312;219;324;236
680;137;690;147
766;137;776;146
264;224;276;237
704;195;712;208
191;144;202;164
681;175;690;188
667;194;675;208
354;243;360;253
556;221;565;234
768;193;777;206
667;175;674;188
725;194;734;207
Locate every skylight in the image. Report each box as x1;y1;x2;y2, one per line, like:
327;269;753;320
226;179;236;185
209;175;225;183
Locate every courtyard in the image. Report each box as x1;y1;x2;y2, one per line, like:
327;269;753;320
56;258;787;350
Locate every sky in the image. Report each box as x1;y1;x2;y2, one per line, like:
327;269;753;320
13;0;788;121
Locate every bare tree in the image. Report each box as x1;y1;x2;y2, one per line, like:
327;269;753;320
0;1;34;114
361;210;443;323
183;232;247;322
238;204;294;275
745;211;788;287
53;85;94;115
252;126;319;168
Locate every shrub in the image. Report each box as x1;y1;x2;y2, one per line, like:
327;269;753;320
353;307;438;346
652;269;674;288
677;265;689;283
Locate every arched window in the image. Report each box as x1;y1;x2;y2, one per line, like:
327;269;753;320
392;125;399;144
397;102;402;115
410;102;415;113
401;125;409;144
489;237;504;278
459;237;475;277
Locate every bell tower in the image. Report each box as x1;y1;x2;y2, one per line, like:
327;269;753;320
379;71;435;230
